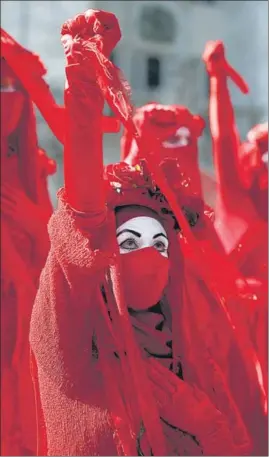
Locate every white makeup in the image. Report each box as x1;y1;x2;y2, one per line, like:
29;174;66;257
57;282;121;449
116;216;169;258
162;126;191;149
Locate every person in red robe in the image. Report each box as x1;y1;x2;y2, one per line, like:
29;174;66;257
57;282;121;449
203;40;267;276
30;9;267;456
1;42;56;455
203;40;268;397
121;102;225;253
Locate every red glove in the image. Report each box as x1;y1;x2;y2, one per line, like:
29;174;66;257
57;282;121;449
61;9;121;65
203;40;249;93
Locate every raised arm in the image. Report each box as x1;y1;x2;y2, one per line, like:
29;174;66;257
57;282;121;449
202;41;249;206
61;11;121;215
30;11;122;392
1;28;120;145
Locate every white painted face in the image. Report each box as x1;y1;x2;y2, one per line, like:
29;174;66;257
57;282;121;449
116;216;169;258
162;126;191;148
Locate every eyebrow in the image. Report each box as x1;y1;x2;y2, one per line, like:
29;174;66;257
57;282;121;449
153;233;168;240
116;229;141;238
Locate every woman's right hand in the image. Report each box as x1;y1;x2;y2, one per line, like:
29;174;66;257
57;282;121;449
61;9;121;67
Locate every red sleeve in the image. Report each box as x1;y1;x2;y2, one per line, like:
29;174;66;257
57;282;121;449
30;190;114;396
64;63;106;217
207;68;242;201
203;42;249;208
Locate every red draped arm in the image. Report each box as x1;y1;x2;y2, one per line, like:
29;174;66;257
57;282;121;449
203;41;249;205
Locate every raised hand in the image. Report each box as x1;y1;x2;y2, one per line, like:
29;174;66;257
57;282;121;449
61;9;121;66
60;10;122;213
202;40;226;74
203;40;248;93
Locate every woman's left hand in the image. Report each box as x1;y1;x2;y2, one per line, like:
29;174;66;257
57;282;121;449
1;183;49;239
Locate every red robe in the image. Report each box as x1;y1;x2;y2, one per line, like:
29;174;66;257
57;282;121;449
1;60;55;454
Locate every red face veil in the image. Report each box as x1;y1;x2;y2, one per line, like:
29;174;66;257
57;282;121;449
120;247;169;310
1;59;25;137
116;206;170;310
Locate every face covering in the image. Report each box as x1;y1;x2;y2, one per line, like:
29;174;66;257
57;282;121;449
117;215;170;310
120;247;169;310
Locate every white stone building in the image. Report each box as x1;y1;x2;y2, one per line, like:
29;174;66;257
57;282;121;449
1;0;268;205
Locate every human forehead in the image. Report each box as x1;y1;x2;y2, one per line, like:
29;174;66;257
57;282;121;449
116;216;167;236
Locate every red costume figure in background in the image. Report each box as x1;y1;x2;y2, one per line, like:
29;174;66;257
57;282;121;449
203;40;267;274
237;121;268;391
1;39;57;454
121;102;223;252
122;103;205;200
203;40;268;403
30;9;267;456
1;28;121;141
